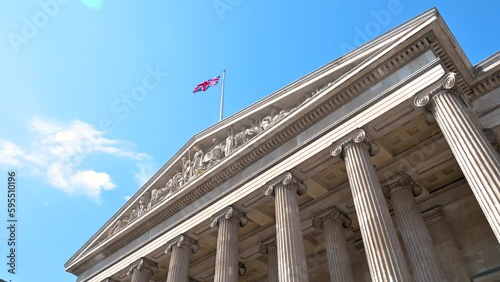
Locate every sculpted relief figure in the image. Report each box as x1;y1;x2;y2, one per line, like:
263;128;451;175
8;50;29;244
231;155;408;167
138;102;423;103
233;126;247;149
261;107;288;131
260;112;273;131
147;189;159;210
182;157;193;184
245;118;261;139
203;138;225;169
105;96;321;240
108;217;128;237
192;147;205;176
225;128;235;156
171;171;183;191
137;195;148;216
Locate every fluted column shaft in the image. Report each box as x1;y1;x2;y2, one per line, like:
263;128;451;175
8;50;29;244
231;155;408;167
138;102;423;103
211;206;247;282
331;130;412;282
127;258;158;282
265;172;309;282
165;235;198;282
324;219;353;282
167;246;190;282
216;218;239;281
431;95;500;241
415;72;500;242
313;208;354;282
260;240;279;282
386;176;447;282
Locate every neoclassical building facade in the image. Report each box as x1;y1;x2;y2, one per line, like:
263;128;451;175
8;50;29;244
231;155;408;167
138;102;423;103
66;9;500;282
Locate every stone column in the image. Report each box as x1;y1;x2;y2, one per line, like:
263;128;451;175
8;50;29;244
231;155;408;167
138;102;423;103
423;206;470;281
414;72;500;242
127;257;158;282
264;172;309;281
165;235;199;282
312;207;354;282
383;173;447;282
259;237;279;282
331;129;412;282
210;206;248;282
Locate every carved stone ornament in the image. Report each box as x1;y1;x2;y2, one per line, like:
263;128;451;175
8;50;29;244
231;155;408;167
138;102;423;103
422;205;444;225
126;257;158;276
239;262;247;276
312;206;352;229
107;78;334;240
414;72;457;108
330;128;380;158
381;173;422;198
258;237;277;254
263;171;307;197
210;206;248;228
165;234;199;254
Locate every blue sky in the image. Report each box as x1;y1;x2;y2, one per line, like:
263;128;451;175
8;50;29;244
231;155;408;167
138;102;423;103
0;1;498;281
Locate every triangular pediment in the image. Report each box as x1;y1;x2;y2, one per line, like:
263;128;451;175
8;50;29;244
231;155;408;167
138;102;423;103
67;8;478;273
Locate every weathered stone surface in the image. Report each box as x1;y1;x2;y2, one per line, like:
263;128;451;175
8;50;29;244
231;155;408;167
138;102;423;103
211;206;247;282
264;172;309;281
415;72;500;242
384;173;447;282
165;235;198;282
313;207;354;282
332;129;411;282
259;238;278;282
127;257;158;282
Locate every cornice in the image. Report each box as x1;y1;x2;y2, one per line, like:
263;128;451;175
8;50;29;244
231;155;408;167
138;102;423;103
470;71;500;101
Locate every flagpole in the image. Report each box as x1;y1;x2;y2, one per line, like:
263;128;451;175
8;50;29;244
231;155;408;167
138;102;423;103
219;69;226;121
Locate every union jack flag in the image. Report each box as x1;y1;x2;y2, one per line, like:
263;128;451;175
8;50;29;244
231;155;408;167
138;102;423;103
192;75;220;93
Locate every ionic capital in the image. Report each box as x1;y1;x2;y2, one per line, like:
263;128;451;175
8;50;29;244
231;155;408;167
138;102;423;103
210;206;248;228
330;128;380;159
127;257;158;276
422;205;445;226
263;171;307;196
165;234;199;254
414;72;458;108
381;173;422;198
258;237;277;254
312;206;352;229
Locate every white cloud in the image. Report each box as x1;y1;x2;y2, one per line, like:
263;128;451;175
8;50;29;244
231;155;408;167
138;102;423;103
134;162;155;187
0;117;154;201
0;141;26;167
